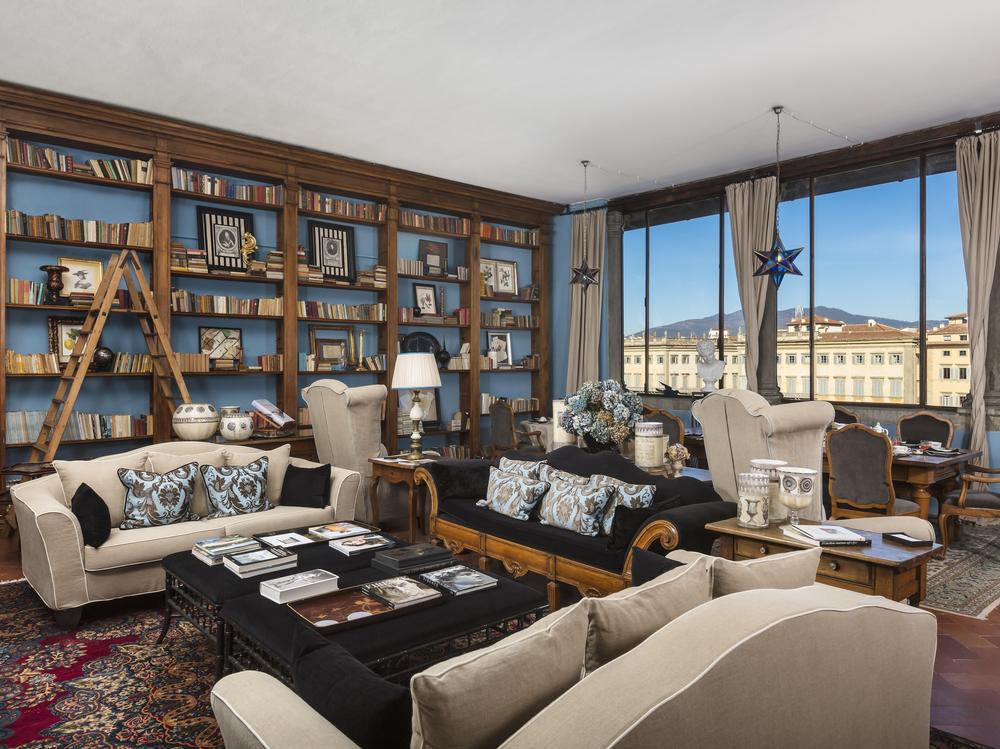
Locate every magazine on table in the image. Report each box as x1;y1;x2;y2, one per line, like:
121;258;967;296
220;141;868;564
781;524;870;547
329;533;395;556
419;564;498;596
361;576;442;609
306;521;377;542
259;569;340;603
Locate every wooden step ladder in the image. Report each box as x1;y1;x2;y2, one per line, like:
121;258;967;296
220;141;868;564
28;250;191;463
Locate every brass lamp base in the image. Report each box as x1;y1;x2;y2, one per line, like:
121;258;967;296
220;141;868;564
408;429;423;460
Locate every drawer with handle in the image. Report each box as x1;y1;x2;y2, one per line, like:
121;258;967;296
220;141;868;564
733;537;875;587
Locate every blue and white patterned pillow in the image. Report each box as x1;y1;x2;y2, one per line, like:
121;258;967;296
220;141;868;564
538;464;655;536
201;457;271;518
479;467;549;521
537;473;613;536
498;456;545;481
118;462;199;529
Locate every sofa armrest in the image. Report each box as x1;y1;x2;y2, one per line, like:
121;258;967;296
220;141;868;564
211;671;360;749
290;458;361;521
416;461;492;521
760;400;834;437
11;482;88;610
634;501;736;556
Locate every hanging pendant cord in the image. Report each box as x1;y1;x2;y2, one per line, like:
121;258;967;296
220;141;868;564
773;106;782;236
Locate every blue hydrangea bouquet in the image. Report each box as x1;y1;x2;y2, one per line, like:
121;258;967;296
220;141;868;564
559;379;643;451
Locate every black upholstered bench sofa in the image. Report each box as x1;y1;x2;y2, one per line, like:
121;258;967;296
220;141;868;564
416;445;735;609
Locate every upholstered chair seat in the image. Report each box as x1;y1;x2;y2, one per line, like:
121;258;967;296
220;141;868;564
827;423;921;519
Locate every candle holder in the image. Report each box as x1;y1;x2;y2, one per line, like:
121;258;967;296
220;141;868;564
40;265;69;305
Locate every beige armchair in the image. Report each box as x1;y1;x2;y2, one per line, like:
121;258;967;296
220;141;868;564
302;380;387;523
691;389;833;521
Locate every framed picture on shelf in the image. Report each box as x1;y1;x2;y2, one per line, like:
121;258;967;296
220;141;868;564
199;326;243;362
493;260;519;295
413;283;438;316
57;257;103;298
480;259;497;295
398;388;440;426
418;240;449;276
487;331;513;367
309;324;355;368
197;206;255;272
308;220;356;282
47;316;84;365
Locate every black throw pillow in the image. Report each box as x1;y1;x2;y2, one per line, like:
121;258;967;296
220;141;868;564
70;483;111;548
606;494;681;552
631;548;684;586
280;463;332;508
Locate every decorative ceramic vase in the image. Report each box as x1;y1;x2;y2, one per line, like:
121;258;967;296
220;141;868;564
777;466;818;525
172;403;220;441
40;264;68;305
672;460;685;476
736;471;770;528
750;458;788;522
634;421;665;469
435;345;451;368
92;345;114;371
219;411;254;442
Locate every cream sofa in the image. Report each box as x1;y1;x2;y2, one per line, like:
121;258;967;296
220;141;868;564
12;441;361;626
210;583;936;749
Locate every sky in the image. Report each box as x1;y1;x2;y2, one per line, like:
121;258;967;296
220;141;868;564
623;169;966;336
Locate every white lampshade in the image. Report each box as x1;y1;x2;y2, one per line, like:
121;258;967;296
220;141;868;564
391;352;442;390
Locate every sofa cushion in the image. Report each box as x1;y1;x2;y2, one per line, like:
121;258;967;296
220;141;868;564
84;516;232;571
71;483;112;548
118;463;200;529
630;548;684;586
226;444;291;503
441;498;628;572
537;474;612;536
499;456;545;481
222;504;335;537
148;448;227;518
583;557;711;674
667;547;822;597
53;451;148;526
482;468;549;521
423;460;492;501
606;495;681;552
410;602;588;749
280;463;331;508
539;465;656;536
202;457;271;518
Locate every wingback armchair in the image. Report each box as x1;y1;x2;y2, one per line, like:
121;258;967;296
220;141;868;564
302;380;387;523
691;389;834;521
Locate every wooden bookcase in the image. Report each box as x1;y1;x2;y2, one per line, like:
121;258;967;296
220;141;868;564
0;83;559;466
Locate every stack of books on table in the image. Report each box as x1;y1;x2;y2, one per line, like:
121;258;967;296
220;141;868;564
372;543;453;576
223;547;297;578
191;535;261;565
781;525;871;547
255;521;379;548
329;533;395;556
259;569;340;604
419;564;498;596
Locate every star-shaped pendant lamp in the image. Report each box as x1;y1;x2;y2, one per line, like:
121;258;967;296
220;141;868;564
571;260;601;289
753;233;803;288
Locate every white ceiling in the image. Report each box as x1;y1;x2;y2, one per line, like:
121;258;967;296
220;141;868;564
2;0;1000;205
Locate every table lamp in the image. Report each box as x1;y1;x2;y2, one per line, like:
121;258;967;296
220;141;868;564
391;352;442;459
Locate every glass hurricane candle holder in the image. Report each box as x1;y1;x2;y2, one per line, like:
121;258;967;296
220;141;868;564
750;458;787;523
736;472;770;528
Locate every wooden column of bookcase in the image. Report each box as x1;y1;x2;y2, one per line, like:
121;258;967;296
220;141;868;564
279;175;299;416
468;211;483;455
384;187;400;448
151;149;172;440
0;122;8;474
535;221;552;411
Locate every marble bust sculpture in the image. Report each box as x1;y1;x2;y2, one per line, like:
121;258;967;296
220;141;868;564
696;339;725;392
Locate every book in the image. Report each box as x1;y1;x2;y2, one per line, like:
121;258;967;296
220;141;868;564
373;543;453;571
223;546;297;576
371;557;455;578
781;525;871;547
251;398;295;428
191;535;260;565
255;530;316;549
329;533;395;556
306;521;375;541
882;531;934;548
361;576;443;609
229;561;298;579
419;565;498;596
259;569;340;604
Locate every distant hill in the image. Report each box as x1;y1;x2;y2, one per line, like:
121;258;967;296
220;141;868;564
631;306;941;339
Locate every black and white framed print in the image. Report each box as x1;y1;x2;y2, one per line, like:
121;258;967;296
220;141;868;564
198;326;243;362
308;220;356;282
197;207;254;272
413;283;438;316
418;240;448;276
493;260;519;295
480;259;497;294
487;331;513;366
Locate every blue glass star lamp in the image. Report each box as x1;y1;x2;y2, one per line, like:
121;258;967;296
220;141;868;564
753;232;803;288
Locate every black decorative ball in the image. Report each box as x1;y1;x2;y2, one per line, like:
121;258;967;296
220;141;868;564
436;345;451;367
92;346;114;371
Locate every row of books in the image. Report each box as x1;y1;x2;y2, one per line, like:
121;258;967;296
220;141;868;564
481;394;539;415
298;407;311;432
66;289;130;309
177;352;210;373
171;167;283;206
357;265;388;289
254;354;284;372
481;353;539;371
5;350;61;375
398;210;470;236
170;289;283;316
6;138;153;184
298;352;387;372
481;309;537;328
480;224;539;246
5;210;153;247
483;283;540;301
438;445;473;459
397;307;471;326
108;352;152;374
5;410;152;445
298;190;387;222
446;343;472;371
8;277;48;306
298;301;386;321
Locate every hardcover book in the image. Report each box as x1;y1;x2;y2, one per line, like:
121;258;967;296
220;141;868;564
419;564;498;596
256;530;316;548
374;543;452;570
361;576;442;609
306;521;375;541
224;546;297;573
259;569;340;604
329;533;395;556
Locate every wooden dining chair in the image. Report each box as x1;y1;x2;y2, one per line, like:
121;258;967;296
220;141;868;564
897;411;954;447
483;400;545;459
832;406;860;425
938;464;1000;549
826;423;921;519
641;405;685;446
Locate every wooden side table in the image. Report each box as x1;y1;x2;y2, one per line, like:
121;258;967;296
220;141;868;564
369;457;436;543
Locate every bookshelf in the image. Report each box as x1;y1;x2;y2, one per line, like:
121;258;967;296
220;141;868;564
0;83;558;469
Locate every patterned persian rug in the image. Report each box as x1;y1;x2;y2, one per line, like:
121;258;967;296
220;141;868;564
0;580;221;748
924;519;1000;619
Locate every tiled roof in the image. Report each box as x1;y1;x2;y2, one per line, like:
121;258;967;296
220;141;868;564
817;323;916;342
789;315;844;325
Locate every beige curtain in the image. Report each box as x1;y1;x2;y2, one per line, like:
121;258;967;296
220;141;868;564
956;132;1000;467
725;177;776;392
566;208;607;393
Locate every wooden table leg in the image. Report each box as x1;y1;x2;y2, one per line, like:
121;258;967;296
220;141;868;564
718;534;735;560
369;476;381;526
906;482;933;520
407;481;419;544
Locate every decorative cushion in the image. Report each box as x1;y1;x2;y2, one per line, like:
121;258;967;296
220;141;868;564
499;456;545;481
70;483;111;548
667;547;822;597
410;604;588;749
53;451;148;526
582;557;711;674
537;474;613;536
280;463;331;508
147;448;227;518
225;444;291;503
480;468;548;521
118;462;200;529
631;548;684;586
539;464;656;535
605;495;678;552
201;457;271;518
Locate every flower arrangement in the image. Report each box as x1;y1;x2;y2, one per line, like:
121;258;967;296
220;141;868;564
665;443;690;464
560;379;643;448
